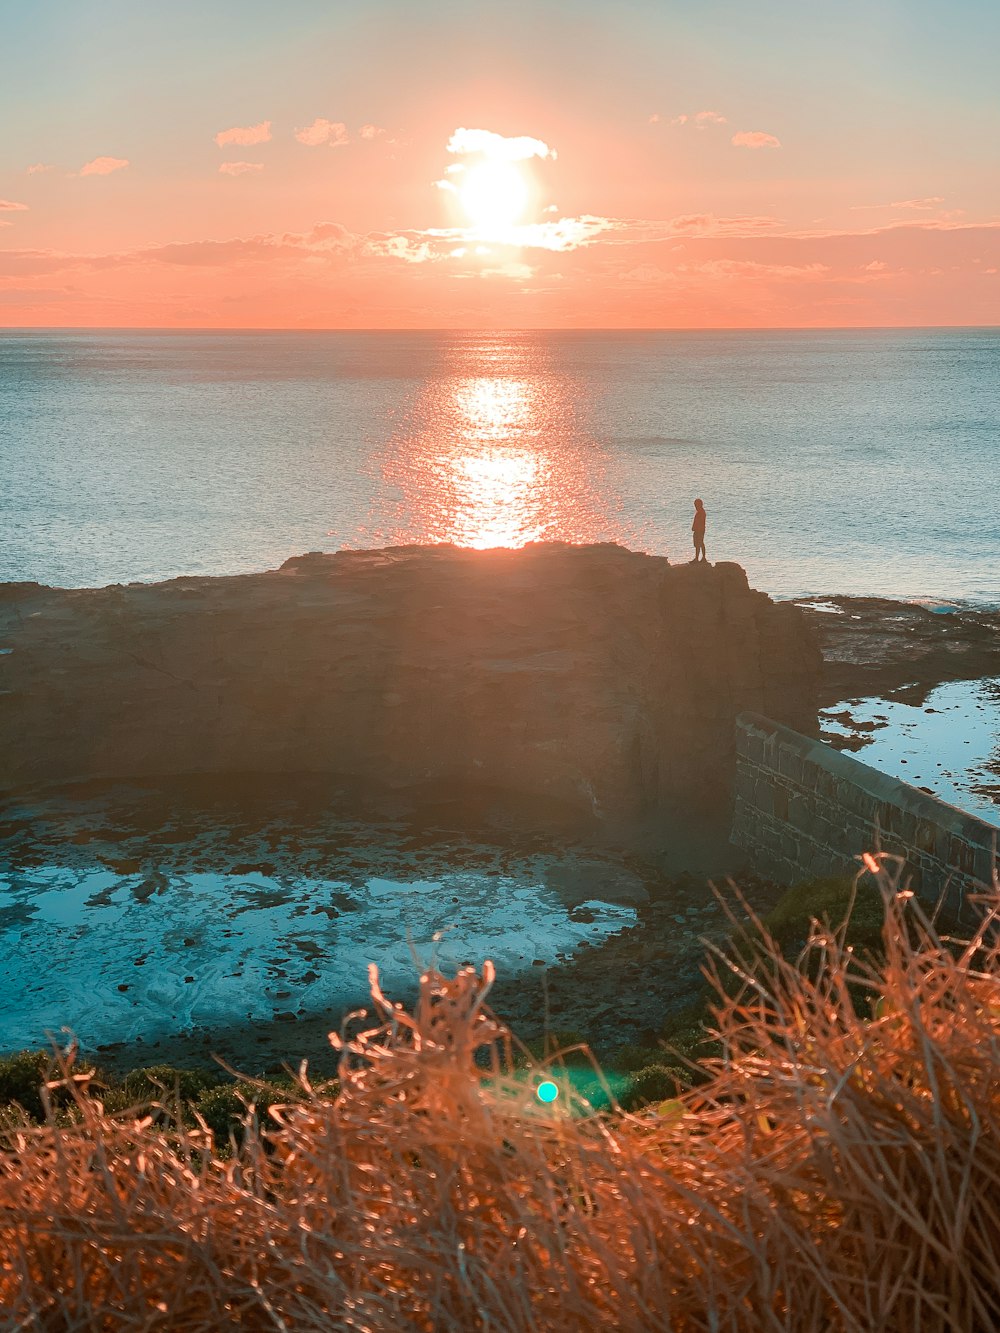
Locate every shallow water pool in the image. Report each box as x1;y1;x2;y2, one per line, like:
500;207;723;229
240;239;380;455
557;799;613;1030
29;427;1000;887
0;779;643;1054
820;677;1000;827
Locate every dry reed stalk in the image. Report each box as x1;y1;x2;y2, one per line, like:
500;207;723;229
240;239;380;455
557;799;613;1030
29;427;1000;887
0;857;998;1330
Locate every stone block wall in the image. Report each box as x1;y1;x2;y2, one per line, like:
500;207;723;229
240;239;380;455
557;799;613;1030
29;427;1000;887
732;712;998;910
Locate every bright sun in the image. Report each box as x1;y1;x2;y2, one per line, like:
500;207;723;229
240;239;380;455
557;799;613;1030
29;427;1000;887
459;160;529;231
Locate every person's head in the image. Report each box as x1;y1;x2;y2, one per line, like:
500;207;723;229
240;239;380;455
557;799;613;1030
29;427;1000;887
694;498;704;510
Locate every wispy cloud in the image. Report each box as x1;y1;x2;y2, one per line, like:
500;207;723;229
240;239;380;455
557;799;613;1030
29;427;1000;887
682;258;829;280
4;218;994;296
480;261;535;281
422;215;612;255
502;216;610;251
731;131;781;149
219;162;264;176
214;121;271;148
446;128;556;161
79;157;130;176
656;110;728;129
0;199;29;211
294;119;349;147
26;163;54;175
669;213;784;235
359;124;386;141
618;264;676;284
852;196;946;213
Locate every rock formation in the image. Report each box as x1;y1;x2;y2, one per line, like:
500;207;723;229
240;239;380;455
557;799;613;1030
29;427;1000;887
0;544;820;830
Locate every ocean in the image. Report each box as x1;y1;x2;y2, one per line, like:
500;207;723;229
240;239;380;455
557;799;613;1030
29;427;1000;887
1;327;999;600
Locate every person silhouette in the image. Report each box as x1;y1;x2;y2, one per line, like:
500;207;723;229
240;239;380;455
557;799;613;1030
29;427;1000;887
691;498;707;563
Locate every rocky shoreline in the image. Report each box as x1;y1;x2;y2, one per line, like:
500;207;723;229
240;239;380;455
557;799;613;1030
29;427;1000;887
1;554;998;1076
792;595;1000;708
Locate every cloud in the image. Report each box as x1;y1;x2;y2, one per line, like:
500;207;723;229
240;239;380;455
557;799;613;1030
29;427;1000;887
682;259;830;280
731;131;781;149
0;287;76;305
891;196;945;210
668;213;783;235
219;162;264;176
0;199;29;211
359;124;385;140
661;111;727;129
507;216;610;250
853;196;947;214
26;163;54;175
214;121;271;148
446;127;556;161
79;157;129;176
480;261;535;281
365;233;436;264
618;265;677;284
648;113;661;124
423;215;612;255
294;118;349;147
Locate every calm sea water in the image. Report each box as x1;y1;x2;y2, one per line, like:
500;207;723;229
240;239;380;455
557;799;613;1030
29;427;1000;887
1;328;998;601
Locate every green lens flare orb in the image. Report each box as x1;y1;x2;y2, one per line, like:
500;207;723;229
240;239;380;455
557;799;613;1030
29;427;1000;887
536;1080;559;1103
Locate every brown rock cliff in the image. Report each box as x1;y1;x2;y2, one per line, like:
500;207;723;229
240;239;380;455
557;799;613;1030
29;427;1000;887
0;544;820;828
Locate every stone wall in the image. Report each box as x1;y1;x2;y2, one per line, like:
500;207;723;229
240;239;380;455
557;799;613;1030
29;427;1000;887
732;711;998;908
0;545;821;832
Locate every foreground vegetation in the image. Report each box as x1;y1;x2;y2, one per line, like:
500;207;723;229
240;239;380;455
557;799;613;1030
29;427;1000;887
1;856;998;1330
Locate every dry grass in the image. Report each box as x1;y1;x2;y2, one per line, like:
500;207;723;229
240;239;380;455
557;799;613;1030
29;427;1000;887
2;855;1000;1331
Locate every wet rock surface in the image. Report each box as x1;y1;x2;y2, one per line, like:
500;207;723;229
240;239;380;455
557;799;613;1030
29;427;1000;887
794;596;1000;708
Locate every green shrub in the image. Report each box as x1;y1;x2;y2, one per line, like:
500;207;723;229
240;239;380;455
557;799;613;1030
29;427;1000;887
620;1064;684;1111
522;1030;590;1066
764;875;884;952
615;1043;665;1073
0;1051;50;1121
119;1064;219;1106
195;1081;293;1148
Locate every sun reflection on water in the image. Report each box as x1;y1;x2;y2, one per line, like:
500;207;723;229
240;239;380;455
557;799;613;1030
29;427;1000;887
445;377;548;547
374;343;622;550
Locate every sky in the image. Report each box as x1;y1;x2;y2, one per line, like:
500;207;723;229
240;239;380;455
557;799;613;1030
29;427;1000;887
1;0;999;328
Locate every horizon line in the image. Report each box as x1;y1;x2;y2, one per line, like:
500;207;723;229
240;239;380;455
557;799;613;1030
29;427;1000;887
2;323;999;335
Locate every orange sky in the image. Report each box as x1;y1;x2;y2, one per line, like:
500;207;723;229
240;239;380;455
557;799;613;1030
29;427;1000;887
2;0;999;328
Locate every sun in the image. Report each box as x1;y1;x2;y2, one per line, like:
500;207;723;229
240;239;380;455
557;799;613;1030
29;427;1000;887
459;160;529;232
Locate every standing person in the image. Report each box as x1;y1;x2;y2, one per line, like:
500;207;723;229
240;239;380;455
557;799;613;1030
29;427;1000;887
691;498;707;563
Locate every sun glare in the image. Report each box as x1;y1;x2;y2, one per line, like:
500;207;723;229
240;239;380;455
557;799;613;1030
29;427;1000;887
459;160;529;232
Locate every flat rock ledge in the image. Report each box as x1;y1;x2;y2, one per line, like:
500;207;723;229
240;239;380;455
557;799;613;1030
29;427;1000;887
0;544;821;832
